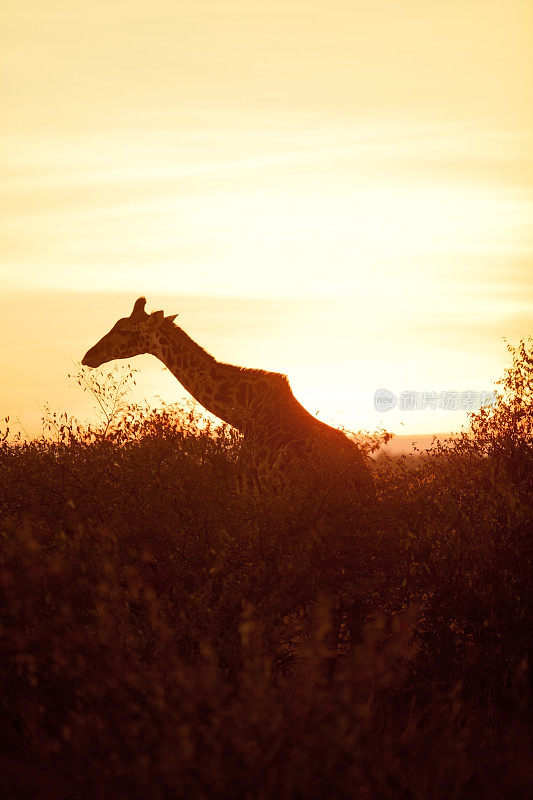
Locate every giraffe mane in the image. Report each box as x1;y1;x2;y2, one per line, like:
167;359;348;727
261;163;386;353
161;316;289;384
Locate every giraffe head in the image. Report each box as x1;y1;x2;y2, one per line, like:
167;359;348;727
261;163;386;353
82;297;177;368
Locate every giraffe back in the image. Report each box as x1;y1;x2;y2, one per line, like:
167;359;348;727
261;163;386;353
240;373;374;508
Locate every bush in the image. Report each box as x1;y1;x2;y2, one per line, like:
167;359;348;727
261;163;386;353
0;341;531;798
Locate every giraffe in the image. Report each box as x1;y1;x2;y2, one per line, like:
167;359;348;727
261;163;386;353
82;297;374;505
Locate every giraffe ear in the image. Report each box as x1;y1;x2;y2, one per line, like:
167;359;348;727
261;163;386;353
131;297;147;319
148;310;165;328
164;314;178;323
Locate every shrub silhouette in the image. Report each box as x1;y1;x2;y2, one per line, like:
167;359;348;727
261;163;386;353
0;340;531;799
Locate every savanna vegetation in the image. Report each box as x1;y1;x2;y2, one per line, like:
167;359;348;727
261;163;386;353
0;340;531;799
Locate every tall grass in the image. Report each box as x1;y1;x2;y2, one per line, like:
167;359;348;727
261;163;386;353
0;341;531;799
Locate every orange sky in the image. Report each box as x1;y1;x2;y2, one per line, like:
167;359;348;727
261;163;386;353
1;1;532;438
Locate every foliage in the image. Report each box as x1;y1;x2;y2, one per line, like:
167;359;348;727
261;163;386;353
0;342;531;798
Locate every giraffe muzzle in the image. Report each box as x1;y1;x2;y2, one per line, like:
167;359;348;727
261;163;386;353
81;348;102;368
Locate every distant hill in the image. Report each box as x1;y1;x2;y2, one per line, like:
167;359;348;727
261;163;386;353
377;432;451;457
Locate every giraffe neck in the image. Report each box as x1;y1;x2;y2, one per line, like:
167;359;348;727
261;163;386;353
148;321;254;431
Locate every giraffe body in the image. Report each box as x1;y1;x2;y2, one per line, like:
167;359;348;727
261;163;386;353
82;298;373;504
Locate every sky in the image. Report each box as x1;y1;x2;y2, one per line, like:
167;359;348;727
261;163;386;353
1;0;532;440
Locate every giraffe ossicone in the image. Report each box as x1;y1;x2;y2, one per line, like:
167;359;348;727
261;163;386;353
82;297;374;503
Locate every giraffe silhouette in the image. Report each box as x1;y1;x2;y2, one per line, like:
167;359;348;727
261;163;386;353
82;297;374;504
